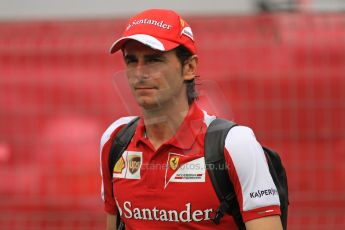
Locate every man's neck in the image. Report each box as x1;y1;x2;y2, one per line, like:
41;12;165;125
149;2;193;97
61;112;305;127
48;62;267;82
142;101;190;150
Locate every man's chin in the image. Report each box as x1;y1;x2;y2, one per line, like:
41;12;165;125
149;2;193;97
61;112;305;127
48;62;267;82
138;100;162;111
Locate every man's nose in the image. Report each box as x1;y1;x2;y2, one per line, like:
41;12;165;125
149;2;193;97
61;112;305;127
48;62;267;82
132;61;150;79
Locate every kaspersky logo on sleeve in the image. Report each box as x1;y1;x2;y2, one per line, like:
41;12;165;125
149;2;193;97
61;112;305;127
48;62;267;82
250;188;278;199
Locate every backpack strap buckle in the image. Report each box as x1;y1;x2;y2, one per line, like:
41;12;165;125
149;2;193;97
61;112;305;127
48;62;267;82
212;200;230;225
117;220;125;230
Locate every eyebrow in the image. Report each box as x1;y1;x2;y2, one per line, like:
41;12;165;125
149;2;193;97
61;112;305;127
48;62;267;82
145;53;166;59
124;53;167;61
123;54;136;62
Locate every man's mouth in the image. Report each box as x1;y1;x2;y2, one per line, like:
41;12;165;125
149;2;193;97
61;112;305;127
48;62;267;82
135;85;157;90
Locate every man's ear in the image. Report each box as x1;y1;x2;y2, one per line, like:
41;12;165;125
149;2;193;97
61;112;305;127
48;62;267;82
182;55;198;81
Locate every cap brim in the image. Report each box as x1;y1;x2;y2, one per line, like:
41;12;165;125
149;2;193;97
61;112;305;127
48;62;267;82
109;34;179;54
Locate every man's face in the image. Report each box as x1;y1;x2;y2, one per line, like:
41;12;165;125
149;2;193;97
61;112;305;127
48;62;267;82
122;41;187;110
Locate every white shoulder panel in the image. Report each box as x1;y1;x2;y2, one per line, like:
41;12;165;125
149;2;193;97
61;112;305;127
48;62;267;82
100;116;138;152
224;126;280;211
100;116;137;201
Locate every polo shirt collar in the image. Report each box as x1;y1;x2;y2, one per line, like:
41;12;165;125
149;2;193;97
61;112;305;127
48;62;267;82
133;103;204;150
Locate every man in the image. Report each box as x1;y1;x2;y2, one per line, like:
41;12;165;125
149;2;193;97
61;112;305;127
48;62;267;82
100;9;283;229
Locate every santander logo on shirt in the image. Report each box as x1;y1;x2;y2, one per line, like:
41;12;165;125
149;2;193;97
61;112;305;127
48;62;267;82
118;201;214;223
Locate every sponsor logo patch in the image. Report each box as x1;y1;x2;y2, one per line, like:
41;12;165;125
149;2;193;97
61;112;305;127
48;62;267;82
126;19;172;31
165;153;205;188
113;151;142;180
250;188;278;199
128;155;141;174
174;173;203;180
121;201;213;222
113;157;125;174
169;156;180;170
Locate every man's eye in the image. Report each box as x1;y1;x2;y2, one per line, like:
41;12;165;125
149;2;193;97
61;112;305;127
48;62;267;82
125;59;137;65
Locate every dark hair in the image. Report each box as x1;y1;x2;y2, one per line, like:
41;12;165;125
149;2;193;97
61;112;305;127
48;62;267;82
173;45;199;105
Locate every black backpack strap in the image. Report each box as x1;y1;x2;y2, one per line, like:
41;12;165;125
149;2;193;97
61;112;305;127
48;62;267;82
204;118;245;229
262;146;289;230
108;116;140;230
108;116;140;177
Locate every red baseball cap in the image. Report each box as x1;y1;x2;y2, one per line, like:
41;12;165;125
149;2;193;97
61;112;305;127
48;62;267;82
109;9;197;54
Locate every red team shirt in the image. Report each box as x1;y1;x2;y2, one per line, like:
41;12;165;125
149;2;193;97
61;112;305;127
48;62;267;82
100;103;280;229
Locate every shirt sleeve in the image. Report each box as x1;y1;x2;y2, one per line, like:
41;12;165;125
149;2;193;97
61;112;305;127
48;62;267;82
223;126;281;222
100;116;137;215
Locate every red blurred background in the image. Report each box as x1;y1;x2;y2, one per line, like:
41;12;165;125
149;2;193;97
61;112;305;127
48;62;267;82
0;13;344;229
